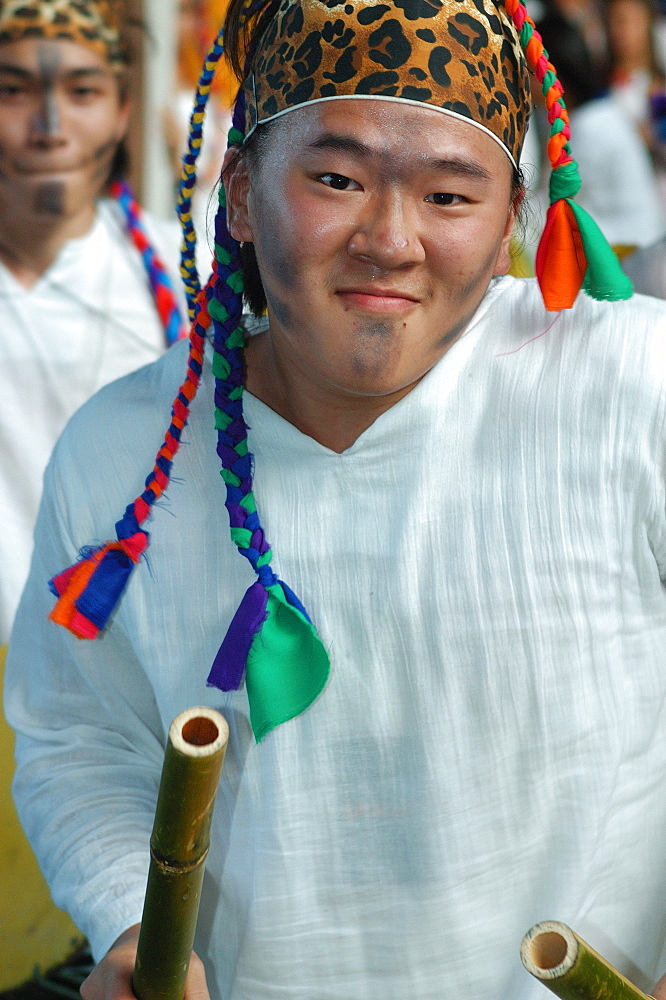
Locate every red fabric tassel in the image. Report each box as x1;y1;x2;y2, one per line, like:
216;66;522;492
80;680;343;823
49;533;148;639
535;199;587;311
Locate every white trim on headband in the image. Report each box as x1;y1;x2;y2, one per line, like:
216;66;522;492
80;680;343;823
246;85;518;169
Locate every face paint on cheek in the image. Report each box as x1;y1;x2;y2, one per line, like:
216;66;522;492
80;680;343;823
264;286;294;330
93;137;119;163
435;231;508;349
85;137;121;188
35;181;65;215
254;223;305;329
254;210;300;292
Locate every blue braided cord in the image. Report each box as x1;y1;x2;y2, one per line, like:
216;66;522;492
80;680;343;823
177;29;226;321
176;0;273;322
210;108;281;592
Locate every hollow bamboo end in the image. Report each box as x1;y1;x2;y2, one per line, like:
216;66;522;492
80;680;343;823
169;706;229;759
520;921;578;981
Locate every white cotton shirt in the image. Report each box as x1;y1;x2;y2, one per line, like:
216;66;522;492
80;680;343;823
5;276;666;1000
0;198;185;643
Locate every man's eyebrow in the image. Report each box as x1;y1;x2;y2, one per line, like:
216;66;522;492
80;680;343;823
65;68;109;79
306;132;493;180
421;156;492;181
0;63;34;79
307;133;373;157
0;64;109;79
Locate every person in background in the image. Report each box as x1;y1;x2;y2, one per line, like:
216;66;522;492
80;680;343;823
533;8;665;248
606;0;666;188
536;0;608;73
0;0;187;645
621;231;666;293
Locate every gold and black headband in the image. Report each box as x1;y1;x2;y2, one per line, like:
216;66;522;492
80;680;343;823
0;0;127;67
242;0;532;165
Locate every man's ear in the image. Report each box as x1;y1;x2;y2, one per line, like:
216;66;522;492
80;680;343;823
494;185;525;276
223;148;253;242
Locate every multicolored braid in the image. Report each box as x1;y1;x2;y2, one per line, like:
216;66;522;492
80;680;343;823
111;180;187;346
204;96;329;742
48;34;222;634
505;0;633;310
48;29;228;639
48;282;211;638
177;29;226;321
49;21;329;742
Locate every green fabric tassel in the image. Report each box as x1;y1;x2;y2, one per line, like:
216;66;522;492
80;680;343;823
246;583;330;742
567;200;633;302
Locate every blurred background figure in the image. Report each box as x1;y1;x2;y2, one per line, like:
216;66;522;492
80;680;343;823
606;0;666;193
621;232;666;293
515;0;665;267
0;0;187;647
536;0;609;73
542;8;664;245
0;1;188;993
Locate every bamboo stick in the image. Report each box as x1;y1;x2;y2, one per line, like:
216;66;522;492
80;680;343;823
132;706;229;1000
520;921;652;1000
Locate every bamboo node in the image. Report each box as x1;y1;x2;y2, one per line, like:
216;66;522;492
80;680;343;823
149;845;210;875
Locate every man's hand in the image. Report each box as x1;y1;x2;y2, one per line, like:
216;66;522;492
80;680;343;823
80;924;211;1000
654;973;666;1000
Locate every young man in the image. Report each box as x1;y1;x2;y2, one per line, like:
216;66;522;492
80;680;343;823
0;0;185;643
5;0;666;998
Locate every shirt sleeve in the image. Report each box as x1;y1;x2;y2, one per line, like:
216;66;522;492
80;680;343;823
3;439;166;961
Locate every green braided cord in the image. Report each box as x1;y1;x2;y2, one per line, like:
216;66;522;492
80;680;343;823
549;159;581;202
542;68;557;91
566;201;634;301
211;164;330;741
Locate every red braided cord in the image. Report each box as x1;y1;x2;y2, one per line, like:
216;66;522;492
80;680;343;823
132;276;213;526
504;0;574;170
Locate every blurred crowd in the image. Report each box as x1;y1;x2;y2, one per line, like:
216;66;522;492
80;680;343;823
520;0;666;293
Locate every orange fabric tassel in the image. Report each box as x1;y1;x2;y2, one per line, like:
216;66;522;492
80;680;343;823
535;200;587;311
49;548;108;636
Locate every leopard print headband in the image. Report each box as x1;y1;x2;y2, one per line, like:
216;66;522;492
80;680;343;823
241;0;532;165
0;0;127;67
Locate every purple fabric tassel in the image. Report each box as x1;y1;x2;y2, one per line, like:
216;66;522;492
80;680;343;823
207;581;269;690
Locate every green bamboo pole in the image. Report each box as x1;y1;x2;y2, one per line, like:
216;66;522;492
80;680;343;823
521;921;652;1000
132;706;229;1000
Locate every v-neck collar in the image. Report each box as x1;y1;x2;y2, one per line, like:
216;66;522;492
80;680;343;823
240;277;510;458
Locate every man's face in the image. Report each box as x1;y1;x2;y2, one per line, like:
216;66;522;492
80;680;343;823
0;37;130;221
227;100;518;401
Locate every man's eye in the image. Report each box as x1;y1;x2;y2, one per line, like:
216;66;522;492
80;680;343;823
318;173;360;191
425;192;465;206
0;83;25;98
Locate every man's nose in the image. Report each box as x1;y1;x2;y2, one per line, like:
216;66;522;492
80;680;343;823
347;191;426;268
29;91;66;146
